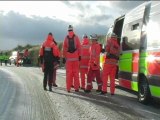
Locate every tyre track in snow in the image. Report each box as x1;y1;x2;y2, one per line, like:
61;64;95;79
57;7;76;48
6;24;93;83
0;68;27;120
12;67;59;120
0;67;59;120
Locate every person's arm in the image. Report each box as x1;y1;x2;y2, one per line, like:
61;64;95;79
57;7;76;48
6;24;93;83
106;39;111;53
62;37;68;58
94;44;101;65
76;36;81;56
62;37;68;64
53;45;61;64
39;44;44;72
39;45;44;64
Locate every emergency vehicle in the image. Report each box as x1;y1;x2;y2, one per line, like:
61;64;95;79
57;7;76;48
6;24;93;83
0;52;10;66
107;1;160;104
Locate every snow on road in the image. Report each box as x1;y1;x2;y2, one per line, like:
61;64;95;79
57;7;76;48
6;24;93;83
0;66;160;120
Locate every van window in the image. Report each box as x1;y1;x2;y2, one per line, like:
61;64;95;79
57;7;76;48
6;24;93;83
122;19;142;51
147;13;160;48
132;23;139;30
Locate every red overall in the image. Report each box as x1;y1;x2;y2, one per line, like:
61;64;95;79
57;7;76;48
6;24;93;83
52;39;60;86
80;38;90;89
63;31;81;92
102;37;120;94
86;41;102;91
23;49;29;57
16;51;20;67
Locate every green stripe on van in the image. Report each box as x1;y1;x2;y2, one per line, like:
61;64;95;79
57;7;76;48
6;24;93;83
150;85;160;97
131;81;138;92
139;52;148;75
119;53;132;72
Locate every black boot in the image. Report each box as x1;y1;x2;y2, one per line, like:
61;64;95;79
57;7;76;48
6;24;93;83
96;89;102;92
53;84;58;87
75;89;79;92
84;89;91;93
43;86;47;91
49;86;52;92
101;91;107;95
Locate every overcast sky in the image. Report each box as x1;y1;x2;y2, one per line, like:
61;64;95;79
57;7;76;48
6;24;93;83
0;1;145;50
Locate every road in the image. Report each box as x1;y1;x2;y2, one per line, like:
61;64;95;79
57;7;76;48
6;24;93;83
0;65;160;120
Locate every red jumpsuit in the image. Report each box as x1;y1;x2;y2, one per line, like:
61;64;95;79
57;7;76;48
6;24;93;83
39;34;59;91
80;38;90;89
23;49;29;57
16;51;20;67
102;37;120;95
63;31;81;92
86;41;102;91
52;39;60;87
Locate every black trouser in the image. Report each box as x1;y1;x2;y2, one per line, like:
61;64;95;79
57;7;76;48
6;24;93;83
43;62;54;88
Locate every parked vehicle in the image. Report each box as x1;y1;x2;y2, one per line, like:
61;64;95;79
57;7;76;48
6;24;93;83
9;51;17;65
9;50;31;66
0;52;10;66
107;1;160;104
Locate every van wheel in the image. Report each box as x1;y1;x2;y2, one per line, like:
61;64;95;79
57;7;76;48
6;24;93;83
138;78;151;104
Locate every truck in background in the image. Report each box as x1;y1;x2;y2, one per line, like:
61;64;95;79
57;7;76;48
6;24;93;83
0;52;10;66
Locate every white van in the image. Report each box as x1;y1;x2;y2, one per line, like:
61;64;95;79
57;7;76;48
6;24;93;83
9;51;17;65
107;1;160;104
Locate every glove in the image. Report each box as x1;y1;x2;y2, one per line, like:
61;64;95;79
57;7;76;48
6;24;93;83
94;63;97;66
56;57;60;64
39;56;43;64
101;49;105;53
62;58;66;64
57;60;60;64
56;56;60;61
79;56;81;61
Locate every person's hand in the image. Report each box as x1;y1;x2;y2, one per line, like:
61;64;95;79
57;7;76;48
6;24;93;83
101;49;105;53
79;56;81;61
57;60;60;64
94;63;97;66
62;58;66;64
56;57;60;64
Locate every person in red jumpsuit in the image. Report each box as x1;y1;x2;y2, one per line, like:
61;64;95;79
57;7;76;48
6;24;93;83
23;49;29;57
39;32;59;91
23;49;30;64
16;51;20;67
62;25;81;92
79;34;90;90
101;33;120;95
84;34;102;93
52;38;60;87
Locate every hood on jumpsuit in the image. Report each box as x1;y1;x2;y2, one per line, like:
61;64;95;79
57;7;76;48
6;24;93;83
82;38;89;45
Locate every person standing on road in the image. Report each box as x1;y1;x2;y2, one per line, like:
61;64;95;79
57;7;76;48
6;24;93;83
16;51;20;67
52;38;60;87
101;33;120;95
84;34;102;93
23;49;30;64
39;32;59;91
62;25;81;92
79;34;90;90
24;49;29;58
